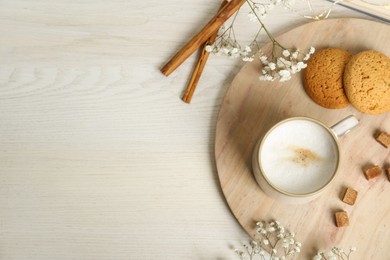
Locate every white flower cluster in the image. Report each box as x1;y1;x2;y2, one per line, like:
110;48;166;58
248;0;297;20
259;46;315;81
313;246;357;260
205;43;254;62
235;220;302;260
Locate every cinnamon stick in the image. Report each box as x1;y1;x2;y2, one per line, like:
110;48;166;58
160;0;246;77
182;0;229;103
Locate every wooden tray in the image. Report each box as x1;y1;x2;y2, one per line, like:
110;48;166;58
215;18;390;259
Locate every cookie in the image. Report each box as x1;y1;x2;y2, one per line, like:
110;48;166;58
303;48;352;109
343;50;390;114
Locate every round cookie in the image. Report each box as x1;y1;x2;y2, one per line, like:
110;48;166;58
303;48;352;109
343;50;390;115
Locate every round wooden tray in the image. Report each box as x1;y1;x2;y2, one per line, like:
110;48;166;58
215;18;390;259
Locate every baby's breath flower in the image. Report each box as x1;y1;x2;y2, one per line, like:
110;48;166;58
248;12;257;22
260;74;274;81
312;254;322;260
256;221;264;227
278;69;291;81
278;226;285;234
234;220;302;260
260;55;268;65
205;45;214;52
268;62;276;70
267;226;276;233
282;49;290;57
243;56;254;62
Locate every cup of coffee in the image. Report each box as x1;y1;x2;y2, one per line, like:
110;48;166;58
252;115;359;204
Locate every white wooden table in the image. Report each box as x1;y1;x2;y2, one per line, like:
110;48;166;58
0;1;378;259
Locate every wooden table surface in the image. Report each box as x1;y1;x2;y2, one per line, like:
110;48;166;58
0;1;381;259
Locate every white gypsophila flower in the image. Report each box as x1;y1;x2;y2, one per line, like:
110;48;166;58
309;46;315;54
290;65;298;73
278;226;285;233
256;221;264;227
351;246;357;252
245;45;251;52
248;12;257;22
297;61;307;69
279;69;291;81
282;49;290;57
312;255;322;260
263;239;269;245
259;74;273;81
222;47;230;54
272;248;278;254
242;56;254;62
268;226;276;232
257;5;267;16
260;55;268;65
303;53;311;60
268;62;276;70
205;45;214;52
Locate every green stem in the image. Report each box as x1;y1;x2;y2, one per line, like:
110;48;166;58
246;0;287;49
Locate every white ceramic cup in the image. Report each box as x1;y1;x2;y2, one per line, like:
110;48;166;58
252;115;359;204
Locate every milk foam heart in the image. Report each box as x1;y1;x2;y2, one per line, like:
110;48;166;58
259;119;339;194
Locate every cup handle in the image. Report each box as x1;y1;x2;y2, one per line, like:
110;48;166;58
330;115;359;138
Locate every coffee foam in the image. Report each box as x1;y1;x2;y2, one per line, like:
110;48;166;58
259;119;338;194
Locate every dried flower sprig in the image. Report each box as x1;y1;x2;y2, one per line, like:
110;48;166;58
313;246;357;260
206;0;317;81
259;46;315;81
235;220;302;260
234;220;357;260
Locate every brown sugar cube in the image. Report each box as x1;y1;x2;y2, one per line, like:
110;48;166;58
335;211;349;227
342;187;358;205
364;165;382;180
375;131;390;148
386;168;390;182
